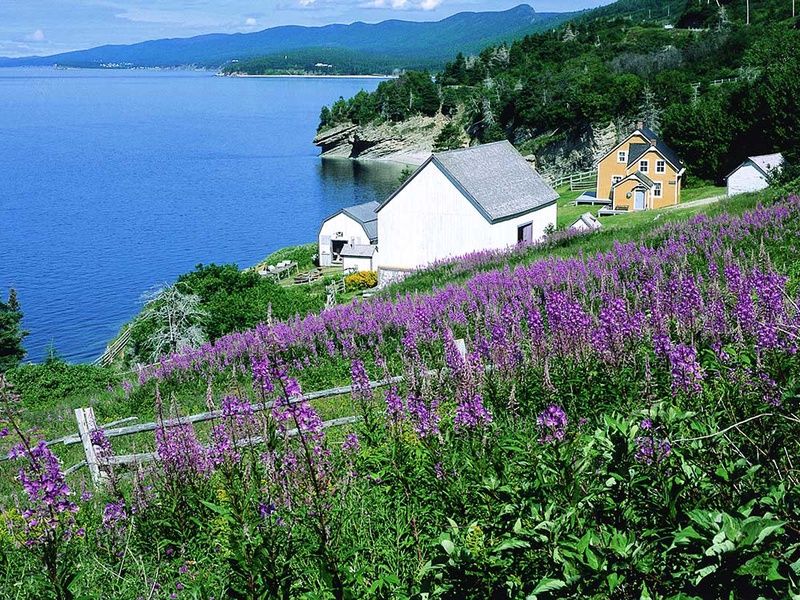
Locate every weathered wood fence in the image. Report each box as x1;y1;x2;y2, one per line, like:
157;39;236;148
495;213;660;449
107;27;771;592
550;170;597;192
28;340;468;488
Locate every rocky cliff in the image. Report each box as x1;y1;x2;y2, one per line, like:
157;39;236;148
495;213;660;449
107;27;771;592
313;115;449;165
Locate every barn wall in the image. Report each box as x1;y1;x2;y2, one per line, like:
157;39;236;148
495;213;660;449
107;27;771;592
727;163;768;196
376;162;556;272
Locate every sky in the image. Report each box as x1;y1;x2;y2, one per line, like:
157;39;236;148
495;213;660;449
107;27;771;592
0;0;612;58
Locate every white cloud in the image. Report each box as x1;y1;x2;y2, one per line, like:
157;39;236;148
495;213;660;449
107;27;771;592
25;29;45;42
245;17;257;26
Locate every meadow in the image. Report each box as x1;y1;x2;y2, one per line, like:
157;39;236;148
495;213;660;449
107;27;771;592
1;190;799;599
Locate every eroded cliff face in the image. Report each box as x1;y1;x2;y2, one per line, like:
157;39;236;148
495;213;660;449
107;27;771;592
314;115;448;165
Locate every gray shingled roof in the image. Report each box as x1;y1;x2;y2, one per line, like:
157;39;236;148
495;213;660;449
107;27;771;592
341;244;377;258
325;201;379;243
628;129;684;172
378;141;558;224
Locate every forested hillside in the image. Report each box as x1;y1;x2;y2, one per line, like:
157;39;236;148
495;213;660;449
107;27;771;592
319;0;800;183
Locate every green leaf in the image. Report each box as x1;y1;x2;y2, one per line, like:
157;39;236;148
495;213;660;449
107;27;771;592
441;539;455;555
493;539;530;553
694;564;718;585
531;578;566;594
736;555;785;581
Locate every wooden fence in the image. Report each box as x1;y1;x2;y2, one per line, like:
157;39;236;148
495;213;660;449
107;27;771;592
29;340;468;488
550;170;597;192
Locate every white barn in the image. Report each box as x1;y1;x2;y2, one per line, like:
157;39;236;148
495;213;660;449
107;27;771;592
726;153;783;196
375;141;558;282
318;201;378;267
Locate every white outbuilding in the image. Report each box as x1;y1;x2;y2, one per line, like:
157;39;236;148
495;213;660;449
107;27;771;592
726;153;784;196
341;244;379;273
318;201;378;267
375;141;558;283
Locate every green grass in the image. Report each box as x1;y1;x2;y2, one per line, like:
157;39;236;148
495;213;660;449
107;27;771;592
682;185;726;203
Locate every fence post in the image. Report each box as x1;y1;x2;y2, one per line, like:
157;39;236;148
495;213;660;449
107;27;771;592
75;407;106;488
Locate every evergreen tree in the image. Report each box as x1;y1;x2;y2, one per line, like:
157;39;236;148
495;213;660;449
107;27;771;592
0;289;28;372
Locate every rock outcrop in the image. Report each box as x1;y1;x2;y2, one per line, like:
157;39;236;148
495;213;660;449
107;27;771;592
314;115;448;165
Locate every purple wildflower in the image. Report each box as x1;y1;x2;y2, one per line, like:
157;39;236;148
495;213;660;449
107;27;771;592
537;405;568;444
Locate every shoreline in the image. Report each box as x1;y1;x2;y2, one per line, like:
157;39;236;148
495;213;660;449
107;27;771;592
223;73;396;80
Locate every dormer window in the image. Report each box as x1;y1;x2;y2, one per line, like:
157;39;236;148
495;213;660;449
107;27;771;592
618;150;627;163
639;159;649;173
656;160;666;174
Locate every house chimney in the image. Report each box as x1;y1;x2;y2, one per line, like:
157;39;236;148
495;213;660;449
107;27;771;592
636;120;644;131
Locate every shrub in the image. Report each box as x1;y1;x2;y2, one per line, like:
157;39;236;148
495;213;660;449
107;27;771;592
344;271;378;291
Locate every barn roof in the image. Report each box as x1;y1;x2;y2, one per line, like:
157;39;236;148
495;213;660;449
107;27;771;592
377;141;558;224
324;201;379;243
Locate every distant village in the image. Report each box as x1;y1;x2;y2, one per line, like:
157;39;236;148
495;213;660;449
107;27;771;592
311;124;783;285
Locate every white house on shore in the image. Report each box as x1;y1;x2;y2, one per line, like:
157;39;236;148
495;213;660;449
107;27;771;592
318;201;378;268
375;141;558;283
726;153;784;196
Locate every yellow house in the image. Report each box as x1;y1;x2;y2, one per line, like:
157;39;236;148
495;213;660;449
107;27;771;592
596;125;685;211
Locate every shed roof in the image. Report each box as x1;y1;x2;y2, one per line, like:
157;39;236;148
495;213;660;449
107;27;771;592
749;153;784;176
341;244;377;258
324;201;379;243
377;141;558;224
570;212;602;230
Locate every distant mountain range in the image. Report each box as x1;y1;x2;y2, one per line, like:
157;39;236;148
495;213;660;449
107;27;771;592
0;5;578;72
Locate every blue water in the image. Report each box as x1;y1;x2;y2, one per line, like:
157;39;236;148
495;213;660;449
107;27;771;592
0;69;404;363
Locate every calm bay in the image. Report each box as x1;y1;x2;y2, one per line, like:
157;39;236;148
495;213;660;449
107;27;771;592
0;69;403;363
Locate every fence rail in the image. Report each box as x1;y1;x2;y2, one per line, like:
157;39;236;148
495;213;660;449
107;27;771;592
93;326;132;366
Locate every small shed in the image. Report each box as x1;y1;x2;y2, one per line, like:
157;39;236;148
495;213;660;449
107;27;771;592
726;153;784;196
341;244;379;273
569;212;602;232
318;201;378;267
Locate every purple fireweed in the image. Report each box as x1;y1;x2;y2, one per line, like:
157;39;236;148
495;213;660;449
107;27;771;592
454;392;492;431
9;440;80;545
155;421;210;482
406;393;441;439
635;436;672;466
342;433;360;454
537;405;568;444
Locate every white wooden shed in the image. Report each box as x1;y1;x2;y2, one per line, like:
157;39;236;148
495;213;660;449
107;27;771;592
341;244;379;273
375;141;558;283
726;153;783;196
318;201;378;267
569;212;602;232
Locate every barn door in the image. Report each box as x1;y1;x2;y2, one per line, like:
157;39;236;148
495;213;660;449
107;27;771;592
320;235;332;267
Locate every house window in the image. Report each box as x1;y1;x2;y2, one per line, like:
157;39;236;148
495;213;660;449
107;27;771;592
617;150;627;163
654;182;662;198
656;160;666;174
517;222;533;244
639;159;649;173
612;175;622;186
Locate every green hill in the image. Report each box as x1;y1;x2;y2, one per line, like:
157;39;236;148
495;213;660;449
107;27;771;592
320;0;800;183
